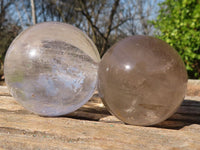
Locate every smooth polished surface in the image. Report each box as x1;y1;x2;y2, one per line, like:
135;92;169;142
4;22;100;116
98;35;188;126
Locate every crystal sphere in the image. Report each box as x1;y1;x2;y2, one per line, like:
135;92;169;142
98;35;187;126
4;22;100;116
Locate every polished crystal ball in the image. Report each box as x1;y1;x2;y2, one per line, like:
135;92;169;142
98;35;187;126
4;22;100;116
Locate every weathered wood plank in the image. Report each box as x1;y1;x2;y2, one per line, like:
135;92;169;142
0;80;200;150
0;109;200;150
187;79;200;97
0;86;10;96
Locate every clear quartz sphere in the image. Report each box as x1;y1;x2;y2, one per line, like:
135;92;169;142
98;35;188;126
4;22;100;116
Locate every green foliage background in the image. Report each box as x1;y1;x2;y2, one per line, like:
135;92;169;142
152;0;200;79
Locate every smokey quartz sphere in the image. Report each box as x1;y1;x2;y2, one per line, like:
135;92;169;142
98;35;187;126
4;22;100;116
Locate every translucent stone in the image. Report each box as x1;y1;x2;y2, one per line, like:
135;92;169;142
98;35;187;126
4;22;100;116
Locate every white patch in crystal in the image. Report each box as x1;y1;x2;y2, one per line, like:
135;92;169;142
125;64;131;70
29;48;37;58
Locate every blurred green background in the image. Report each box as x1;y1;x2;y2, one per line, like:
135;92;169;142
0;0;199;79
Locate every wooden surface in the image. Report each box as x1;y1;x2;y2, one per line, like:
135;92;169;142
0;80;200;150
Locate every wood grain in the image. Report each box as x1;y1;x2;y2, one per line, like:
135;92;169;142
0;80;200;150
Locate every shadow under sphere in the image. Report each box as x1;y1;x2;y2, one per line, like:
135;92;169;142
98;35;188;126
